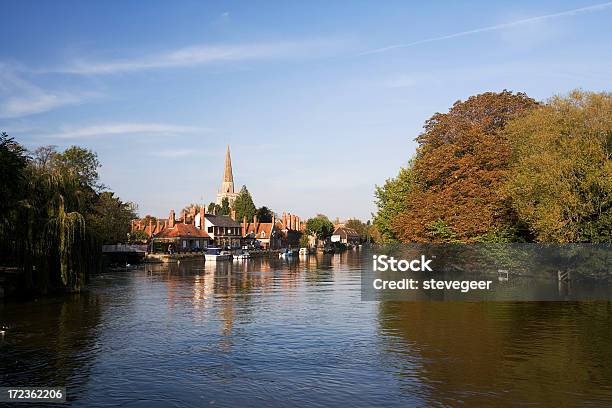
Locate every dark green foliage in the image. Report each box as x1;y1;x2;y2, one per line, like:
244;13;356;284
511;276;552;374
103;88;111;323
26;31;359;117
219;197;231;215
0;135;136;295
256;206;273;222
233;185;257;221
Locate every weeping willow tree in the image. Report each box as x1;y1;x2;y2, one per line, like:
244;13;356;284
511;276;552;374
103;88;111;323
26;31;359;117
0;133;121;295
11;162;102;294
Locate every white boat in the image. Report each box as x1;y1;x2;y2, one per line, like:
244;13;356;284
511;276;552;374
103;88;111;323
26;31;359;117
279;249;296;258
234;251;251;260
205;247;232;261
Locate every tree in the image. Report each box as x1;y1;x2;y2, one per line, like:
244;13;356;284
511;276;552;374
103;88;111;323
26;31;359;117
392;90;537;242
346;218;368;242
207;202;220;214
141;215;158;226
256;206;273;222
32;145;58;170
219;197;231;216
233;185;256;221
505;90;612;243
373;166;413;243
88;192;138;244
53;145;103;191
0;135;135;295
299;234;310;248
305;215;334;241
182;203;203;214
0;132;28;229
128;230;150;244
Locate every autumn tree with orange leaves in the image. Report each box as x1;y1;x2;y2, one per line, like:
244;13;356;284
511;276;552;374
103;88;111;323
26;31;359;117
389;91;538;243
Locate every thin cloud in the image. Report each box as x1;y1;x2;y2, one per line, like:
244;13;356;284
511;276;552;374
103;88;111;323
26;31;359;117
48;123;206;139
359;2;612;56
58;39;346;75
0;67;97;118
0;92;92;118
150;148;220;158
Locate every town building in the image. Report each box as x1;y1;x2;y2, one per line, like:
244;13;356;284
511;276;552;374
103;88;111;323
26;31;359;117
331;225;360;246
216;145;239;206
195;211;243;249
241;212;304;249
150;208;211;253
242;215;280;249
276;212;304;248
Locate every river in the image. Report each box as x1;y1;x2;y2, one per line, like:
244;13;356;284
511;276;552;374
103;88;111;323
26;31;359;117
1;251;611;407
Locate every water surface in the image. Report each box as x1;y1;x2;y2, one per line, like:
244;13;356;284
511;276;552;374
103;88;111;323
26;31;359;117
1;252;611;407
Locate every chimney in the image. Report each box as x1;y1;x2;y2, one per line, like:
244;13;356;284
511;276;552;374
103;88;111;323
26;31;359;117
231;209;236;221
169;209;175;228
296;216;300;231
156;219;160;234
282;212;287;229
199;206;205;230
242;216;247;236
253;214;258;234
288;213;293;230
190;207;197;224
148;219;153;237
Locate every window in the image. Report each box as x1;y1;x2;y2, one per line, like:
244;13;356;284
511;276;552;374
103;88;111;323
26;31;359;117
261;231;266;238
208;227;213;233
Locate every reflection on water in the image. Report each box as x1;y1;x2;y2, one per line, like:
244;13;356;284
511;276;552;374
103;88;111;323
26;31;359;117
1;252;611;407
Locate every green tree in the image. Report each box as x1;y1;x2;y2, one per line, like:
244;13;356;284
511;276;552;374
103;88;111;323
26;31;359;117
345;219;367;242
128;230;150;244
0;132;28;230
299;234;310;248
219;197;231;216
88;192;138;244
233;185;256;221
305;215;334;240
373;166;413;243
207;202;220;214
0;135;135;295
182;202;203;213
505;90;612;242
53;145;103;191
256;206;273;222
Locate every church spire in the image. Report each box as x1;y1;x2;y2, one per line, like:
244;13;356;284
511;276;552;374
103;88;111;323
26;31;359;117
216;145;237;204
223;145;234;183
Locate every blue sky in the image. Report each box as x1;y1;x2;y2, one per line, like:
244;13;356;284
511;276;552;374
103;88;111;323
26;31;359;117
1;1;611;220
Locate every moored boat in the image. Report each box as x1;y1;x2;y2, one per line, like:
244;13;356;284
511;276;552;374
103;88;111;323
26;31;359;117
205;247;232;261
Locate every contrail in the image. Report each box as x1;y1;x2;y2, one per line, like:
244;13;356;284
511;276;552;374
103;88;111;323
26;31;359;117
358;2;612;56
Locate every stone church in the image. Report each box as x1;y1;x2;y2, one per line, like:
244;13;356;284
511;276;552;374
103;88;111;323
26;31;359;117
216;145;239;205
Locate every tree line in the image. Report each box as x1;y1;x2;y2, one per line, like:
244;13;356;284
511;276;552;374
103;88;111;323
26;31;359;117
373;90;612;243
0;135;137;295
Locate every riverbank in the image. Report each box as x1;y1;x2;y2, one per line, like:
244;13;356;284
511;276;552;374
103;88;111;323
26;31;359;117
144;249;283;263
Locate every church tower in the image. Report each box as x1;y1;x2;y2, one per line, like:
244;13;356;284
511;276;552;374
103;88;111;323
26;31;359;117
216;145;239;205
